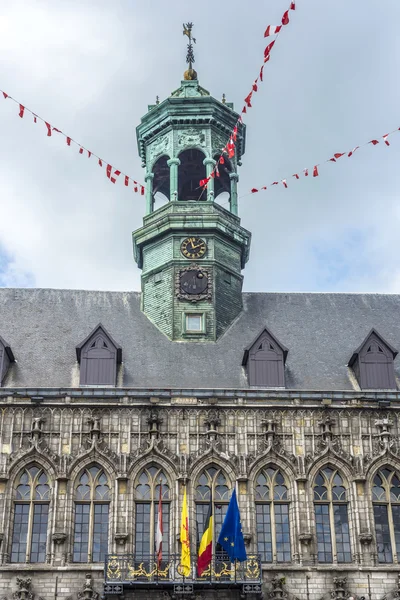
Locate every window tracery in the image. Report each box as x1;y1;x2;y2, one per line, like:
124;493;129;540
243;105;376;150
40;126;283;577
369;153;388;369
11;466;50;563
254;466;291;563
313;467;351;563
73;465;111;563
372;467;400;563
134;466;170;559
195;465;230;553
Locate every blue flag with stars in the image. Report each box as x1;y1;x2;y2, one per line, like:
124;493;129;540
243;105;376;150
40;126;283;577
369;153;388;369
217;488;247;562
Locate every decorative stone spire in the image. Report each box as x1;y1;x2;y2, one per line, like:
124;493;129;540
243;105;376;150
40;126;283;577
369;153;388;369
182;22;197;80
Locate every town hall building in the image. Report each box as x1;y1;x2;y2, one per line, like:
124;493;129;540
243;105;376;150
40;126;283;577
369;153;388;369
0;44;400;600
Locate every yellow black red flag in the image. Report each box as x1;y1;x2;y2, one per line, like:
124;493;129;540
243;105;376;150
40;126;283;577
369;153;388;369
197;501;213;576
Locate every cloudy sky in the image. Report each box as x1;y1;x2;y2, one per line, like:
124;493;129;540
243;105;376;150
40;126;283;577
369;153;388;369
0;0;399;293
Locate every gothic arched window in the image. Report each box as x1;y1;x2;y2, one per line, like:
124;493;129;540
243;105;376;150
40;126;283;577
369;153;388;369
195;465;230;552
11;466;50;563
134;466;170;558
73;466;111;563
372;468;400;563
255;467;291;563
313;467;351;563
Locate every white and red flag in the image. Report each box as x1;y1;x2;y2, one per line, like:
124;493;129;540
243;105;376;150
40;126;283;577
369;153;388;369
264;25;281;37
156;482;163;568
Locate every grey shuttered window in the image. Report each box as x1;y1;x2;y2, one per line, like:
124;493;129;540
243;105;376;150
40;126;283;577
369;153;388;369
349;329;397;390
242;327;288;387
76;324;122;386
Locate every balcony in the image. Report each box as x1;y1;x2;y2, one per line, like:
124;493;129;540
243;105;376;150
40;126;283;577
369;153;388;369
104;553;262;596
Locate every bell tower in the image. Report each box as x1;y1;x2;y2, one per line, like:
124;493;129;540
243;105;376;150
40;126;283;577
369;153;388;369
133;24;251;341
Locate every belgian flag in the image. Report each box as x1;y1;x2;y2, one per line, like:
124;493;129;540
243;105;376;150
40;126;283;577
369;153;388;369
197;501;213;576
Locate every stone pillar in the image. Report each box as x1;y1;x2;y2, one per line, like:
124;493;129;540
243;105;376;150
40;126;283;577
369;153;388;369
203;158;216;202
229;172;239;215
144;172;155;215
167;158;180;201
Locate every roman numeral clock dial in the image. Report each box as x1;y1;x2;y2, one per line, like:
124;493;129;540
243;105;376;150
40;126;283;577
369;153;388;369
180;237;207;259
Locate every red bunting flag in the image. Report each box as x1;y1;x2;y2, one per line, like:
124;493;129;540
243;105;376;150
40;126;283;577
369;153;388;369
33;115;37;123
348;146;359;157
45;122;52;136
244;92;253;108
87;150;91;158
66;137;71;146
369;139;379;146
328;157;336;162
98;159;103;167
334;153;345;159
303;168;309;176
125;175;129;186
141;186;145;195
220;156;225;165
232;126;238;141
251;188;259;193
383;134;390;146
292;173;300;179
313;165;319;177
264;40;275;59
282;179;288;188
259;65;264;81
264;25;281;37
79;147;83;154
272;181;279;185
53;127;62;133
242;105;247;114
290;2;296;9
19;104;25;118
106;164;112;178
261;186;267;190
282;10;290;25
3;92;8;99
252;81;258;92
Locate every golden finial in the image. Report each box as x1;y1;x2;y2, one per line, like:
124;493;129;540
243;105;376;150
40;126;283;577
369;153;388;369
183;22;198;80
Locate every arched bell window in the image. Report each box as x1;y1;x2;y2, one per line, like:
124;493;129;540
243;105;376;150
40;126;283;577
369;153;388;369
254;467;291;563
134;466;170;558
313;467;351;563
372;468;400;563
73;466;111;563
11;465;50;563
195;465;230;552
177;149;207;201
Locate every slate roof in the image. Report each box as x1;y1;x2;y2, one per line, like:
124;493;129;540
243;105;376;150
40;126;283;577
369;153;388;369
0;288;400;391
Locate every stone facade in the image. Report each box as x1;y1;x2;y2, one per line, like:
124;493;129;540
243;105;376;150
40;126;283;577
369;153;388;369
0;393;400;599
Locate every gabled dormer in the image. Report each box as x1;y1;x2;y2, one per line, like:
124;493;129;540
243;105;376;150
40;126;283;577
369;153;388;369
0;334;15;386
242;327;288;387
348;328;398;390
76;324;122;386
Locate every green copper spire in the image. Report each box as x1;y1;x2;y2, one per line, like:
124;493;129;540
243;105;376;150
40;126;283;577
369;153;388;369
132;38;251;341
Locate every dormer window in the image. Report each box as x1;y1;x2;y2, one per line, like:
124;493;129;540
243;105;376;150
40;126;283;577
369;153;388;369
242;327;288;387
0;334;15;386
76;324;122;386
348;329;397;390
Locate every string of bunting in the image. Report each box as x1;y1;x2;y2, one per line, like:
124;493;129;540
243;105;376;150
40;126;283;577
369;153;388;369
199;1;296;190
247;125;400;196
0;89;145;194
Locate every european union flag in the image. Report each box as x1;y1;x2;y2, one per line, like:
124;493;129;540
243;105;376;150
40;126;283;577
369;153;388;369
217;488;247;562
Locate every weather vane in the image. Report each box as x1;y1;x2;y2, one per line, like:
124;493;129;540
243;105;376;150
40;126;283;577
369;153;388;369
183;22;196;70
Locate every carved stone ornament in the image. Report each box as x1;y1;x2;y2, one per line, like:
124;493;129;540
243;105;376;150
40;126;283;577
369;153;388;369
175;264;212;302
177;128;206;148
359;532;373;546
77;574;99;600
299;532;313;546
147;134;170;164
114;532;129;546
269;576;288;600
52;532;67;545
13;578;33;600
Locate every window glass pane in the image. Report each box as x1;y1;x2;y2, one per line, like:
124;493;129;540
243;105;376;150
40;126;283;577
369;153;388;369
196;504;208;551
315;504;332;563
135;503;151;557
186;314;202;331
256;504;272;563
392;505;400;559
373;504;393;563
334;504;351;563
11;504;30;563
93;504;109;562
275;503;291;562
73;504;90;563
30;504;49;563
214;503;228;551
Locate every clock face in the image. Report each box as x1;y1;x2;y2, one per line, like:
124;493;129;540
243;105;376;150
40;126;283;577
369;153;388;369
180;269;208;295
181;237;207;259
